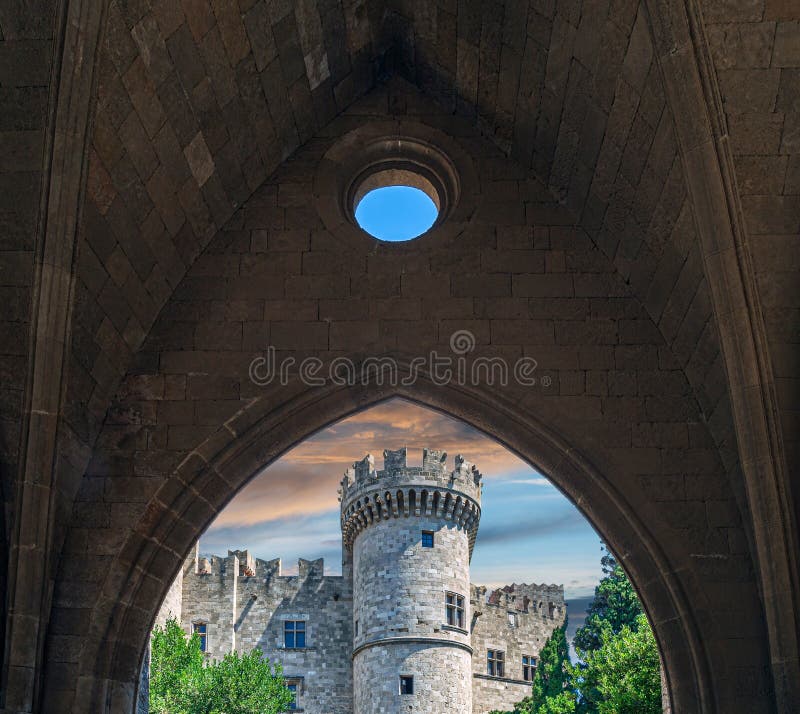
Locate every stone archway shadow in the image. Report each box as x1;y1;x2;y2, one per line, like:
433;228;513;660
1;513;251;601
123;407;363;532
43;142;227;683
73;372;714;713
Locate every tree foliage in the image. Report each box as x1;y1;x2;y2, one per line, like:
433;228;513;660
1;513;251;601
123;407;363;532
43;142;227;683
532;623;572;704
489;623;574;714
491;550;662;714
150;617;204;714
149;618;294;714
577;614;662;714
572;553;643;653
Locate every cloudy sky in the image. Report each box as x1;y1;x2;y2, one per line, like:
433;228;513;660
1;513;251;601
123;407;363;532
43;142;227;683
201;398;605;598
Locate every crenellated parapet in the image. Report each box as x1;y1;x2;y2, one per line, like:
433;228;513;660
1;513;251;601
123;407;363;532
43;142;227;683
187;546;330;583
471;582;566;622
339;447;482;555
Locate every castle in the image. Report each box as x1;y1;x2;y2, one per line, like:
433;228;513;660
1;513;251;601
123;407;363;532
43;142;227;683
150;448;566;713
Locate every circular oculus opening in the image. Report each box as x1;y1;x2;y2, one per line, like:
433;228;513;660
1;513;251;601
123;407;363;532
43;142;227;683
353;168;440;242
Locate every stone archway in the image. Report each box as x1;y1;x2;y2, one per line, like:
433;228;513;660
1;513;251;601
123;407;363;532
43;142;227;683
72;373;712;714
0;0;797;706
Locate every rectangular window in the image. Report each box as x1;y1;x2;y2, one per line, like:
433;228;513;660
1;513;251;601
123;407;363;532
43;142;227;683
355;619;359;636
523;655;536;681
400;675;414;695
284;621;306;648
487;649;505;677
445;592;465;629
285;679;301;710
508;611;518;627
192;622;207;652
422;531;434;548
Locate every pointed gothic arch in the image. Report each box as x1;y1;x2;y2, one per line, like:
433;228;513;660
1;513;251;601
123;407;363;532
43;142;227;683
70;372;715;713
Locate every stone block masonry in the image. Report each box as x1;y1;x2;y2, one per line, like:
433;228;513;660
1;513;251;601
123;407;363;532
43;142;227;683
150;448;565;714
178;548;353;713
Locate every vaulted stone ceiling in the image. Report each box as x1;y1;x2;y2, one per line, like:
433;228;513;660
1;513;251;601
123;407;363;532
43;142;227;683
0;0;793;513
1;0;799;707
71;0;742;490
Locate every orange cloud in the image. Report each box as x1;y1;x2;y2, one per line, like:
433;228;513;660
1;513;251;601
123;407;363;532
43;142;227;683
208;398;536;530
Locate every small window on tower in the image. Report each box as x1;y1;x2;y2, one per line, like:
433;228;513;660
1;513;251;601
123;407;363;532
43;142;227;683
508;611;518;627
445;591;465;628
399;675;414;695
422;531;434;548
192;622;208;652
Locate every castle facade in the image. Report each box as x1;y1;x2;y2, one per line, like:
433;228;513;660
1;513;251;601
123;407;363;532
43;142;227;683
153;448;566;714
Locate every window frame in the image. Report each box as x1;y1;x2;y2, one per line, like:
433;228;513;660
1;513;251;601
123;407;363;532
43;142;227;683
285;677;302;711
399;675;414;695
283;620;307;649
421;530;434;548
445;591;465;629
192;621;208;653
487;649;505;677
522;654;536;681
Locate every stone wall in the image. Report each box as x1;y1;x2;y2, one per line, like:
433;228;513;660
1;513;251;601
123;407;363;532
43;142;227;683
353;644;473;713
178;547;353;714
136;548;185;714
40;63;788;712
3;0;799;709
353;518;473;713
155;562;183;627
152;539;566;714
470;584;566;714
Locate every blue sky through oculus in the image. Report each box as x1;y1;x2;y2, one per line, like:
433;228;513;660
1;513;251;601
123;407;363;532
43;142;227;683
202;399;604;599
355;185;438;241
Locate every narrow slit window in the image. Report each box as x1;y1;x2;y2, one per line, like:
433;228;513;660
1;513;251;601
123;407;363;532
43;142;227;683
192;622;207;652
285;678;302;710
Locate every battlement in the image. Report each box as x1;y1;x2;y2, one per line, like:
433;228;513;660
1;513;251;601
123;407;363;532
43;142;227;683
338;447;483;555
189;545;331;581
338;447;483;506
470;582;566;620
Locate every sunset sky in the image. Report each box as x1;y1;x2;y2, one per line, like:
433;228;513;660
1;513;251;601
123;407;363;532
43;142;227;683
201;399;605;598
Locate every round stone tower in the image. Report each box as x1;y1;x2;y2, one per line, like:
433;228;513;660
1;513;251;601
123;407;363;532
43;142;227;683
339;447;482;714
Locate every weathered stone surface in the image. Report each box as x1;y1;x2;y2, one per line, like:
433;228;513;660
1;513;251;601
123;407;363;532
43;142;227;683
2;3;800;713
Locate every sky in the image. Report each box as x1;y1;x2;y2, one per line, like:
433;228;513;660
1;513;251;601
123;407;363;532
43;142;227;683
354;185;438;241
201;399;605;599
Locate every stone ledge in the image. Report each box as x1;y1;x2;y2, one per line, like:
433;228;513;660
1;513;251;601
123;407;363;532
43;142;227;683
352;636;474;659
440;624;469;635
473;673;532;686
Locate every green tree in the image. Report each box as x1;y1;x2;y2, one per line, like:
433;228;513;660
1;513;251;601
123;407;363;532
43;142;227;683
573;553;642;653
577;614;661;714
491;549;662;714
150;617;204;714
490;690;576;714
200;649;294;714
149;617;293;714
532;623;572;705
488;623;575;714
535;691;576;714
